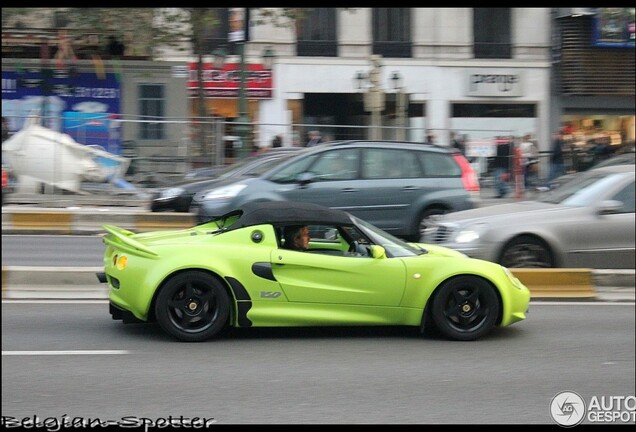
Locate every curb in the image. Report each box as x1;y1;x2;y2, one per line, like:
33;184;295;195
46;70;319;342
2;266;634;301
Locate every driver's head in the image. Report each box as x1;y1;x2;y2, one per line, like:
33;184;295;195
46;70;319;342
284;225;309;251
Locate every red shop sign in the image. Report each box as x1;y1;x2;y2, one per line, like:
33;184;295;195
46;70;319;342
187;62;273;99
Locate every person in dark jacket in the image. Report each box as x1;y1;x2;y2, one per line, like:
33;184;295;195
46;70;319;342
548;131;566;186
493;138;512;198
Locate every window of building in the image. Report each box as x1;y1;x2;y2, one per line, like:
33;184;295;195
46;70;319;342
473;8;512;59
372;8;412;58
138;84;165;140
296;8;338;57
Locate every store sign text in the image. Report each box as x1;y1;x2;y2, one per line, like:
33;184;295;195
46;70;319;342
466;70;524;97
187;63;273;99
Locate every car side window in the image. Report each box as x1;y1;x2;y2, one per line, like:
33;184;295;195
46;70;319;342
611;181;635;213
311;149;358;181
419;152;461;177
268;154;319;183
362;148;422;179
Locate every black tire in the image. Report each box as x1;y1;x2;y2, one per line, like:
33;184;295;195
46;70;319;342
155;271;230;342
417;207;448;241
500;235;553;268
431;276;499;341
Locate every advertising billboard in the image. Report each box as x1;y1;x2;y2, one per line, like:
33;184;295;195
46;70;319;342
2;68;121;153
592;8;635;48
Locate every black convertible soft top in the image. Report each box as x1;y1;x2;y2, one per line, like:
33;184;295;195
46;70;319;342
225;201;353;230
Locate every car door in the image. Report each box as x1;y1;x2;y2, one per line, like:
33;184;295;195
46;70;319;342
276;148;361;211
270;226;407;306
565;179;635;268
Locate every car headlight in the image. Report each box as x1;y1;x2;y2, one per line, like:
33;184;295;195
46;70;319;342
502;266;525;290
453;223;488;244
157;187;185;200
202;184;247;200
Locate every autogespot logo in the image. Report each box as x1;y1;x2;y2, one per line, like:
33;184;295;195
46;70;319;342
551;391;586;427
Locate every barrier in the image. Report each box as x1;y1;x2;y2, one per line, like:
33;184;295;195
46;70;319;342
511;268;596;298
3;209;196;234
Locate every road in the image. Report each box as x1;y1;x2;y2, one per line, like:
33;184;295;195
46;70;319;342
2;300;634;425
1;234;104;267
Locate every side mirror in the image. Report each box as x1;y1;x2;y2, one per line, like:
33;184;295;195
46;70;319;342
369;245;386;259
597;199;623;215
296;171;315;186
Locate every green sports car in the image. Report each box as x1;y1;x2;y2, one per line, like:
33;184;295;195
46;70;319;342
97;201;530;342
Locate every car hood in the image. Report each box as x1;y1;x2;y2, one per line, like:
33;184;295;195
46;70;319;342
440;201;564;225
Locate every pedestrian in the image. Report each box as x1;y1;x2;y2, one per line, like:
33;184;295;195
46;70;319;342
424;130;436;145
548;130;566;187
306;130;322;147
271;134;283;148
519;134;538;189
450;131;465;155
493;137;512;198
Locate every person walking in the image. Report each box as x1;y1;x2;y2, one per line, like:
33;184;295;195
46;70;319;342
271;134;283;148
450;131;465;155
493;137;512;198
306;130;322;147
519;134;538;189
548;130;566;188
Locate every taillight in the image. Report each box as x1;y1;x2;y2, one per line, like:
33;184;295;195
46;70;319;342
1;169;7;188
452;153;480;192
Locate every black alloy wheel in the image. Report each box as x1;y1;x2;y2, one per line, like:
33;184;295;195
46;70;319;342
431;275;499;341
155;271;230;342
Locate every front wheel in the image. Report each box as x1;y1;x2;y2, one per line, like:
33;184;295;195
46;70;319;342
500;235;553;268
417;207;448;241
431;276;499;341
155;271;230;342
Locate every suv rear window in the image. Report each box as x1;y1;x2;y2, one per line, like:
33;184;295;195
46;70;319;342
419;151;461;176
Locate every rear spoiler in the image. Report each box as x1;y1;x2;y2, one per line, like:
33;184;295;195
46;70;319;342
102;224;159;259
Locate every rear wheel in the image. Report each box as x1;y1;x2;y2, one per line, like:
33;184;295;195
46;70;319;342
500;235;553;268
431;276;499;341
155;271;230;342
417;207;448;241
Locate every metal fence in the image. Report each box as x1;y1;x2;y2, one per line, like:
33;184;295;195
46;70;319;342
5;112;582;194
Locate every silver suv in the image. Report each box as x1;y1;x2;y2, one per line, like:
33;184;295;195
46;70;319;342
190;141;479;241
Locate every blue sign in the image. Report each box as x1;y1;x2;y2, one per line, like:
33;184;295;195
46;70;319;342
2;69;121;153
592;8;635;48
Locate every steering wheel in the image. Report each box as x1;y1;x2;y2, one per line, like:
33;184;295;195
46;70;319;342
348;240;360;253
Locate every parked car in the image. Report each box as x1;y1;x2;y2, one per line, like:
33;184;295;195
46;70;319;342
98;201;530;342
190;141;480;241
150;147;303;212
424;165;635;269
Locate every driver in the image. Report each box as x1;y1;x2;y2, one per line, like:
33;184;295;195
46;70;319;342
283;225;310;251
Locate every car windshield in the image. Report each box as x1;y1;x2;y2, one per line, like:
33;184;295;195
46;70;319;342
539;171;624;206
351;215;426;257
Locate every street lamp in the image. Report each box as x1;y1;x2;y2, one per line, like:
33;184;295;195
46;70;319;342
390;71;406;141
355;55;385;140
235;43;276;160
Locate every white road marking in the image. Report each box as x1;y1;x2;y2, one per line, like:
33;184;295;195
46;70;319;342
2;350;130;356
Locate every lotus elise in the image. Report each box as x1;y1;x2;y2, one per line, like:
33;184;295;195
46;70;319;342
97;201;529;342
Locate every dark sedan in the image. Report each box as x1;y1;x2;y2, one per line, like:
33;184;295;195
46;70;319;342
150;147;303;212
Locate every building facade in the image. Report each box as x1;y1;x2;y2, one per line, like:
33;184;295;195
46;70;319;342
3;8;634;177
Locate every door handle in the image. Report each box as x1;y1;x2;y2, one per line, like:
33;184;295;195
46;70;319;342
341;188;358;192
